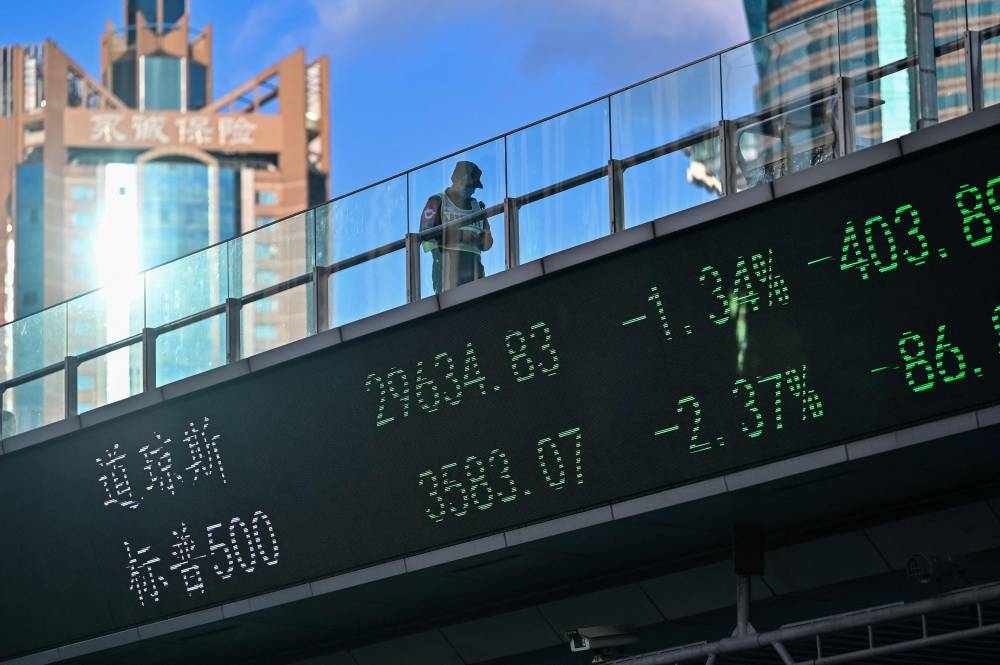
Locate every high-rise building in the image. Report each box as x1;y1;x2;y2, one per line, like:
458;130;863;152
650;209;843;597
0;0;329;422
0;0;329;323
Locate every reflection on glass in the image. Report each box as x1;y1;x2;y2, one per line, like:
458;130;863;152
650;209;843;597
67;276;144;356
241;285;312;358
4;371;64;436
612;57;722;158
725;11;840;189
969;0;1000;104
229;212;313;297
509;101;610;261
324;177;406;265
156;315;226;387
622;136;723;227
146;244;228;328
613;57;723;226
11;304;67;380
517;179;609;263
330;250;406;328
410;142;506;294
419;213;506;298
77;345;143;414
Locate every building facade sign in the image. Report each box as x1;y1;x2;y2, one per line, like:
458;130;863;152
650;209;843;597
66;109;281;151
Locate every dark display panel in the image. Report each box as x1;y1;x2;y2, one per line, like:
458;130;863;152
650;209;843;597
4;126;1000;658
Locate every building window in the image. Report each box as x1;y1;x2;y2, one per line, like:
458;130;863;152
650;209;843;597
256;190;278;205
255;216;276;227
188;61;207;111
71;212;94;226
255;270;277;287
143;56;182;110
255;243;276;260
70;185;95;201
254;298;277;314
78;375;95;390
254;324;279;341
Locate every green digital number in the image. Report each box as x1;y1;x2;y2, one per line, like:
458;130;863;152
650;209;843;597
840;219;870;279
418;470;446;523
993;305;1000;355
434;351;462;406
461;342;488;396
488;449;519;503
895;204;929;265
955;178;998;248
864;215;898;273
440;462;469;517
414;360;441;413
732;378;764;439
537;427;583;490
464;455;495;510
898;324;967;393
365;373;394;427
699;265;730;324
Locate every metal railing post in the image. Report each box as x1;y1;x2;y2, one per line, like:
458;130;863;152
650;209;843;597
835;75;855;158
405;232;422;303
719;120;738;196
313;266;330;332
965;30;984;113
503;197;520;270
142;327;157;392
608;158;625;233
915;0;939;128
225;297;242;363
64;356;78;418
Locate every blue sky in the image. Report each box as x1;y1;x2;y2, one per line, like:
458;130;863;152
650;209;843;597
0;0;751;196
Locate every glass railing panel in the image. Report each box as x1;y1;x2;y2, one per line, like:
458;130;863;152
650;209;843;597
516;179;609;264
839;0;919;147
508;100;611;261
67;276;144;356
145;244;228;329
329;249;407;328
10;304;67;380
229;212;313;297
77;344;143;414
408;140;506;297
3;371;64;437
621;134;723;228
155;314;226;387
969;1;1000;106
319;176;407;267
724;10;840;189
933;0;970;122
229;212;314;355
241;285;311;358
611;56;723;226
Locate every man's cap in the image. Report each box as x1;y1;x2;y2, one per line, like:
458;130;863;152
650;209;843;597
451;161;484;189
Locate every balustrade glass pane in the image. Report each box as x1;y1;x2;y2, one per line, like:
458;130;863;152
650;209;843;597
724;11;840;189
508;100;611;261
330;250;406;328
612;57;723;227
67;276;144;356
156;315;226;387
229;212;313;297
320;176;406;268
77;344;142;414
145;244;228;329
409;140;506;297
241;285;311;358
3;371;63;437
969;1;1000;106
11;304;67;380
622;136;722;227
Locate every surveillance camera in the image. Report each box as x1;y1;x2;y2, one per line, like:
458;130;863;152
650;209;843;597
566;626;638;653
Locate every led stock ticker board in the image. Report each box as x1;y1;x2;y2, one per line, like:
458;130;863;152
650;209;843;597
4;125;1000;659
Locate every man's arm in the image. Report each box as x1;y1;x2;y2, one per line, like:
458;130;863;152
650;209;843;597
419;195;442;250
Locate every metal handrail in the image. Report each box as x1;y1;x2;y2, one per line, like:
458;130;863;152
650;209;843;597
1;5;995;439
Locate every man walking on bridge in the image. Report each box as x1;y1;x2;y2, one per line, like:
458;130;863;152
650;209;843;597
420;161;494;293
